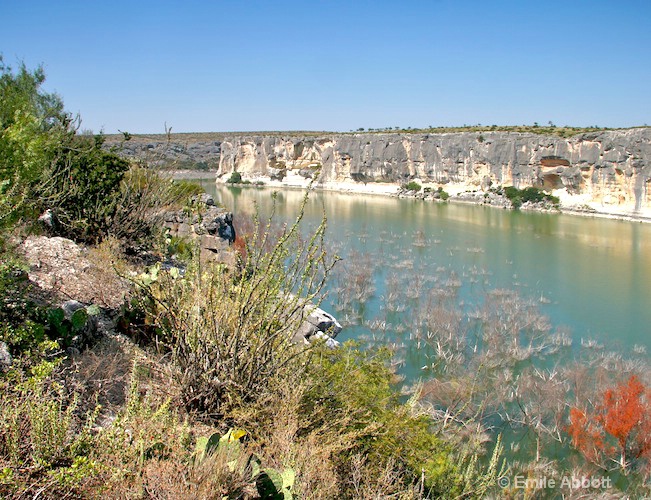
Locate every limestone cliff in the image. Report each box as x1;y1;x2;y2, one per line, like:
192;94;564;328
111;128;651;212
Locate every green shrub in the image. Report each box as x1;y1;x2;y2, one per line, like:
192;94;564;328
291;343;505;497
0;358;100;498
1;59;198;247
404;181;421;192
503;185;558;209
503;186;520;201
38;135;130;243
0;58;68;229
439;190;450;201
227;171;242;184
510;196;523;209
0;255;51;360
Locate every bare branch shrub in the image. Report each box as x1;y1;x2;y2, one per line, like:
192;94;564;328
108;167;203;247
134;190;337;417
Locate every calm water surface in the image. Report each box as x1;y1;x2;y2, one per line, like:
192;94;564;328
199;182;651;357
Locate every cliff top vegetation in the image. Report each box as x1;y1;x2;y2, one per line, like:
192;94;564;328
104;124;650;143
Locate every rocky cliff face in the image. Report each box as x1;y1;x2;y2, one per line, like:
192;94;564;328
112;128;651;211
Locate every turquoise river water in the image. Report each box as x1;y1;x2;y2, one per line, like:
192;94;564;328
198;182;651;362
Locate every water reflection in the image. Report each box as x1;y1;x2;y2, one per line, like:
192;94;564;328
199;182;651;352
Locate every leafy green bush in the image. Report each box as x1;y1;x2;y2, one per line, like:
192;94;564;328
503;185;558;209
2;59;198;247
0;58;68;229
38;134;130;243
227;171;242;184
404;181;421;192
303;345;454;492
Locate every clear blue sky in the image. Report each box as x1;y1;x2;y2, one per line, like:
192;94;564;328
2;0;650;133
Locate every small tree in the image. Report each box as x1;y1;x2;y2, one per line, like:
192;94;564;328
0;57;68;228
40;135;130;243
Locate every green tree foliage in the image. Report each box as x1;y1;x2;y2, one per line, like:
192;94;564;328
227;170;242;184
0;57;130;240
41;134;130;243
0;57;68;227
1;57;196;245
503;185;559;209
404;181;422;192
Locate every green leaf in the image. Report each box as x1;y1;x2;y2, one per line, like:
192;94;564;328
194;436;208;457
195;431;222;459
258;469;283;497
86;304;100;316
281;468;295;490
249;455;261;479
47;307;65;327
205;432;221;455
70;308;88;330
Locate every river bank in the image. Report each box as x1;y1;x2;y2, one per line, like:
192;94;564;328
170;169;651;224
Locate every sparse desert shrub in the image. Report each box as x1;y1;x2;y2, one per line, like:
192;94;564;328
0;358;100;498
107;167;203;247
132;191;336;415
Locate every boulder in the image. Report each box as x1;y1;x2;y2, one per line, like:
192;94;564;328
0;341;12;372
200;234;227;251
292;303;342;347
21;236;130;308
163;196;236;264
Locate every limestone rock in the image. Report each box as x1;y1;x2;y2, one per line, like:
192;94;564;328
0;341;12;372
107;128;651;212
292;303;342;347
20;236;130;308
163;196;236;263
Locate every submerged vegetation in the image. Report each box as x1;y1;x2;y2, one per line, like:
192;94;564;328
324;218;651;495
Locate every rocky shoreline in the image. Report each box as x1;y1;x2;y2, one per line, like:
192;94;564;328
114;127;651;221
171;170;651;224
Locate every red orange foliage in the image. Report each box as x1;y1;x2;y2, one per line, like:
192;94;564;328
232;235;247;264
567;375;651;470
